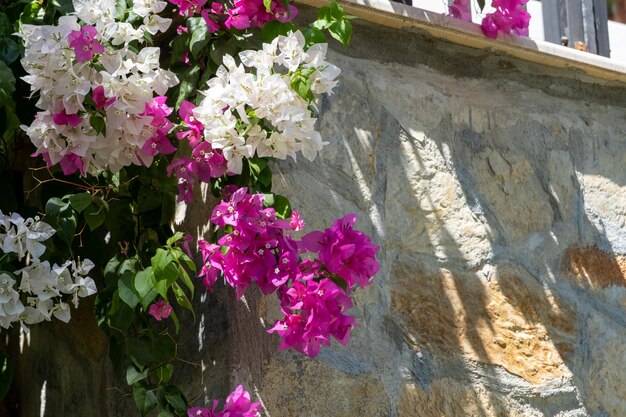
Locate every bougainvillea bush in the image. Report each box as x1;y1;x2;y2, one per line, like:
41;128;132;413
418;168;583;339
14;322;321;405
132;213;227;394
0;0;527;415
0;0;370;414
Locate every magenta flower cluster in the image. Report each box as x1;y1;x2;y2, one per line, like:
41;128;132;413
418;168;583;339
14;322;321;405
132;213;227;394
140;96;177;158
68;25;104;61
167;100;228;204
188;385;261;417
480;0;530;39
197;187;380;358
169;0;297;32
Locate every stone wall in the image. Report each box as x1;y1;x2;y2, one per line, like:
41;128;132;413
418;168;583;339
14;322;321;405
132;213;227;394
232;9;626;416
7;5;626;417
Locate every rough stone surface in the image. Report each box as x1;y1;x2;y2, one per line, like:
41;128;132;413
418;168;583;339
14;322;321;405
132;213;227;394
7;5;626;417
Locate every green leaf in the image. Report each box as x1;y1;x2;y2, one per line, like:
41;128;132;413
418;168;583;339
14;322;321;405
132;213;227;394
256;165;273;191
115;0;127;20
301;27;327;46
261;20;297;43
68;192;92;213
177;264;195;297
157;411;175;417
0;13;11;37
57;213;77;245
172;282;193;313
264;194;292;219
166;232;184;247
169;308;180;334
127;333;176;366
477;0;486;11
19;1;44;25
329;0;345;20
84;203;106;231
0;60;15;102
107;292;134;333
274;195;292;219
175;65;200;109
311;7;333;30
126;365;148;385
51;0;74;14
0;37;19;65
290;72;314;101
328;19;352;47
133;386;158;417
118;271;140;309
134;267;158;308
188;17;210;59
1;103;20;143
169;32;190;66
156;363;173;384
208;37;241;67
45;197;70;216
151;249;178;299
152;248;173;275
263;0;273;12
90;115;106;135
0;353;12;401
163;386;188;413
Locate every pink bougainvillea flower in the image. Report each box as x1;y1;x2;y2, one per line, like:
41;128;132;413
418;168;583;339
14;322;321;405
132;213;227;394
169;0;207;16
269;277;355;357
187;386;259;417
271;2;298;23
191;142;228;181
289;210;304;231
448;0;472;21
141;133;177;157
480;14;499;39
59;153;86;176
148;300;172;321
220;385;262;417
301;213;380;288
201;8;222;33
68;25;104;61
480;0;530;38
177;100;205;147
52;109;82;127
143;96;172;125
181;233;194;258
92;86;116;110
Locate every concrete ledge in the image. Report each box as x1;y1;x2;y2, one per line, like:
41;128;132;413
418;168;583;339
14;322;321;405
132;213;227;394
297;0;626;84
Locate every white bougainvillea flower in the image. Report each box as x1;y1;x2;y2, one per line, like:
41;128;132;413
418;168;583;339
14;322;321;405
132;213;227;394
20;0;178;175
0;212;97;331
191;31;340;173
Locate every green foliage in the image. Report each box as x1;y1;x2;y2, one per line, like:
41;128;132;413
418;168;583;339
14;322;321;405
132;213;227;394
263;193;292;219
311;0;354;46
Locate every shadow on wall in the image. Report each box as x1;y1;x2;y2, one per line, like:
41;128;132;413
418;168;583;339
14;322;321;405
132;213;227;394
341;62;626;416
247;26;626;416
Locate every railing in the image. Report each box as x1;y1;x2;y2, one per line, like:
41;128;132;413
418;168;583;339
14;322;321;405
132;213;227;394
390;0;611;57
542;0;610;56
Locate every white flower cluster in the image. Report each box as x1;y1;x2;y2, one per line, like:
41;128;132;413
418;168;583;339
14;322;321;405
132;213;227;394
193;31;341;174
74;0;172;40
0;212;97;331
20;0;178;174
